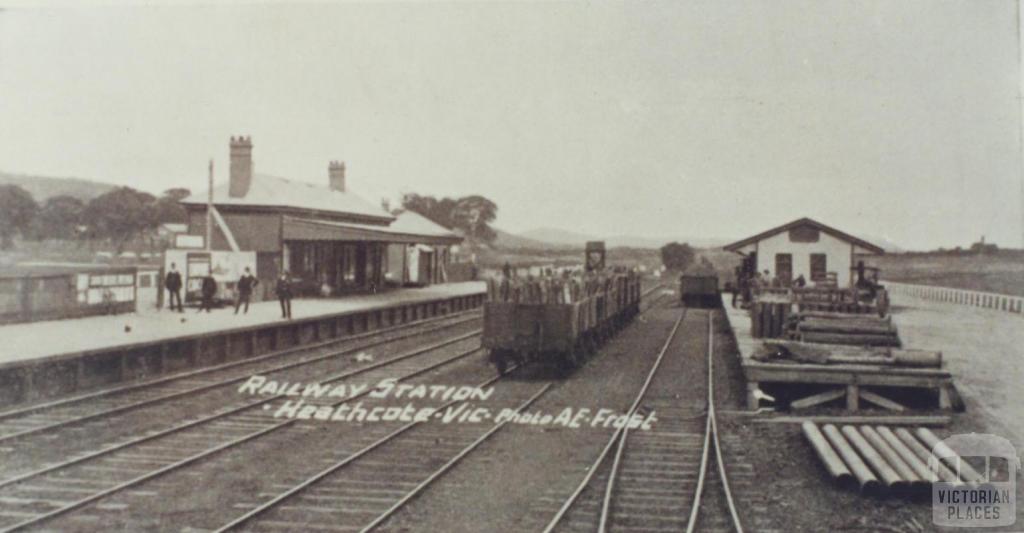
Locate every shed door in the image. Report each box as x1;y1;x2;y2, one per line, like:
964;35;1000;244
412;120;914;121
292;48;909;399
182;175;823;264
774;254;792;286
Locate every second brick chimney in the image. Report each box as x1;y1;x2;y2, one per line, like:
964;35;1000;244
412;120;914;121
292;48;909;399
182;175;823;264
228;136;253;198
328;161;346;192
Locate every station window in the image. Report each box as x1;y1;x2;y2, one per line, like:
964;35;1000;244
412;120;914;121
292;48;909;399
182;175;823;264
810;254;827;281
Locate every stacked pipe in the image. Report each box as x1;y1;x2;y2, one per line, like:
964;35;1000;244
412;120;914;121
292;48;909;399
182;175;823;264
787;312;901;348
803;423;978;497
750;300;791;339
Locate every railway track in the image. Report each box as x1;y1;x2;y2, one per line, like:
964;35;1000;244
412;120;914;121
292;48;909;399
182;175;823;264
0;283;668;531
539;308;746;533
0;327;486;532
0;310;481;441
204;283;670;532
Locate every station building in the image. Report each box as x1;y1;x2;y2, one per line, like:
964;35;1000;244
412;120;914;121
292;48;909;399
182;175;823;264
180;136;462;299
723;217;884;288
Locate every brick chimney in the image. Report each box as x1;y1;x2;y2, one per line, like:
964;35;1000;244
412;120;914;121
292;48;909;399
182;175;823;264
328;161;346;192
228;136;253;198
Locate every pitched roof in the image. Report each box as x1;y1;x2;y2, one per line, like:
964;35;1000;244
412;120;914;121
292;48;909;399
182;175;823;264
180;173;393;222
389;211;460;239
723;217;885;254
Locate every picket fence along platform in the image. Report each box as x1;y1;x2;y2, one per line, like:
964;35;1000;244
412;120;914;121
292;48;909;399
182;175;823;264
884;281;1023;315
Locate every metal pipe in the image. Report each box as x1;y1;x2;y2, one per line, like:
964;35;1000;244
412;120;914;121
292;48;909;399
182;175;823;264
821;424;881;495
841;425;905;493
894;428;961;485
802;422;856;490
915;427;983;484
860;426;922;492
876;426;937;487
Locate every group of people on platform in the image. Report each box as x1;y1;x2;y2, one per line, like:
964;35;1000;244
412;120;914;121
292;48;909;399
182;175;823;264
727;261;881;308
163;263;294;320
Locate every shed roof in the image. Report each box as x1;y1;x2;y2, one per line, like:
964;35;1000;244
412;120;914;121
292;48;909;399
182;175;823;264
389;210;461;239
723;217;885;254
180;173;393;222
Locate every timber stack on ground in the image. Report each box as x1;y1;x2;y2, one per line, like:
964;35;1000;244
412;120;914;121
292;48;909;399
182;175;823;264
786;311;901;347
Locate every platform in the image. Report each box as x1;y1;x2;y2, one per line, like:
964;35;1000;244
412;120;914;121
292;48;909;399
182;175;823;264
0;282;486;405
722;301;955;412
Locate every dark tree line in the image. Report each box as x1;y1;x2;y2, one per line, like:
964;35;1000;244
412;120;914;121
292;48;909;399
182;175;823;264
0;184;190;251
400;193;498;244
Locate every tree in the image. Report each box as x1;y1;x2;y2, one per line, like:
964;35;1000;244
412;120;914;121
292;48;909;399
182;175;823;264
453;195;498;243
33;195;85;240
660;242;695;272
0;185;38;249
401;193;499;244
153;188;191;224
82;187;158;253
401;194;458;228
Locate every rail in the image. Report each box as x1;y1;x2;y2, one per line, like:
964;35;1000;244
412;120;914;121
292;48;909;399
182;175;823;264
685;313;744;533
542;306;686;533
0;333;485;532
883;281;1023;315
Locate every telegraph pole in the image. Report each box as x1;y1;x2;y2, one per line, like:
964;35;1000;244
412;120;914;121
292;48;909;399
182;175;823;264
207;158;213;252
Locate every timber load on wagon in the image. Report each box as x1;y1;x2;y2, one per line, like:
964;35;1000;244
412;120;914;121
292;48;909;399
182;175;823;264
482;244;642;374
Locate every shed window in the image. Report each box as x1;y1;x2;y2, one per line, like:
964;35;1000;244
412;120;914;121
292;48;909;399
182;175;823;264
789;226;820;243
810;254;827;281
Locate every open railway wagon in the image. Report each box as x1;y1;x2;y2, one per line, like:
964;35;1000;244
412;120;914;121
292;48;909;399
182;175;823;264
483;270;641;374
679;273;720;308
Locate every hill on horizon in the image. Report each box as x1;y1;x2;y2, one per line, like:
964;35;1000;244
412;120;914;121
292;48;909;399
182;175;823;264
517;226;728;250
0;171;118;202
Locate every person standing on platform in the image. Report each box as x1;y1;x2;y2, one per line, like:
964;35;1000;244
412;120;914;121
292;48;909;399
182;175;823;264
276;271;293;319
198;274;217;313
165;263;184;312
235;267;258;315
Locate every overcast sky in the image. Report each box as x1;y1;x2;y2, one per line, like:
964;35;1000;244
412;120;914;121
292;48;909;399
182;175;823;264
0;1;1021;249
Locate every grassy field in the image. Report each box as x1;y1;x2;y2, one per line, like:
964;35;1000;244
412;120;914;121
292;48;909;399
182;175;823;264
694;247;1024;297
867;250;1024;297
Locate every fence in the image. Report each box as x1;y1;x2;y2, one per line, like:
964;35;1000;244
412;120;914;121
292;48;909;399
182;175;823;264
0;266;138;325
883;281;1024;315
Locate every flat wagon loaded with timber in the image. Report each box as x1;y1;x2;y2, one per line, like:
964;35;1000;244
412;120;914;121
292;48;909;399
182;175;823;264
482;244;641;374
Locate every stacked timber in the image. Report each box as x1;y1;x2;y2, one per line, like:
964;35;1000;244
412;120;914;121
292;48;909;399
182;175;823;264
792;287;879;314
803;423;981;497
787;312;901;347
485;270;635;304
751;340;942;368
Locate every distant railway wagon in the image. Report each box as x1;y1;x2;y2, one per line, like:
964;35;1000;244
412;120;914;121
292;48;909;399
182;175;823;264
483;268;641;374
680;273;720;308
